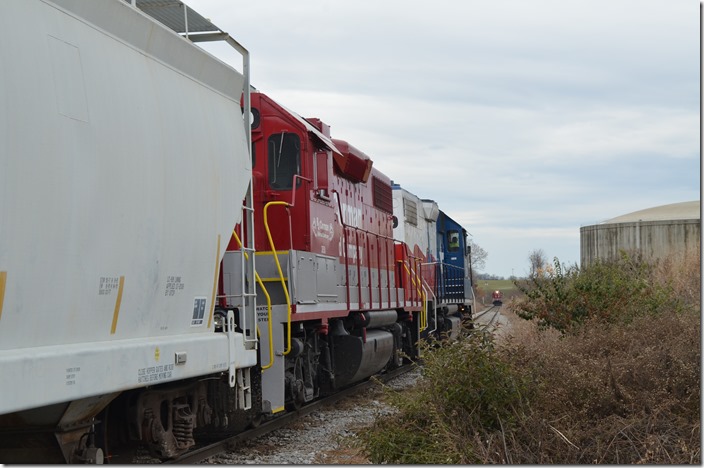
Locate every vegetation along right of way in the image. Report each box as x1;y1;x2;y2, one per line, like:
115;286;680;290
357;250;700;464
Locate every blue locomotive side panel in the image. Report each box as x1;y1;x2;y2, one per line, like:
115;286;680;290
436;210;474;309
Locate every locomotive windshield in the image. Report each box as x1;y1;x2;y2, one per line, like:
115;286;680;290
268;132;300;190
447;230;460;252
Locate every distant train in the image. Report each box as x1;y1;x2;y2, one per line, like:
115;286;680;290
0;0;475;463
492;290;503;306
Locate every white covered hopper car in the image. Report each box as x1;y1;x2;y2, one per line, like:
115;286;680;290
0;0;258;462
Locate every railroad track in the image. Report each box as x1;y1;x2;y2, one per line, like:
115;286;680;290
159;309;506;465
163;364;415;464
154;310;504;465
472;305;502;333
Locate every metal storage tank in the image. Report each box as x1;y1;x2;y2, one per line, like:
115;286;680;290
580;201;700;267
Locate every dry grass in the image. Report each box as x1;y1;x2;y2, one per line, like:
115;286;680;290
499;250;701;463
359;252;701;464
655;246;701;311
500;310;700;464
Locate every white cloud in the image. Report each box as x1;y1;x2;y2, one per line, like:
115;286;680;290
534;108;699;161
184;0;699;277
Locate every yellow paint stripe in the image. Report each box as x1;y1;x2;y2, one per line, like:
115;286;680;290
207;235;221;329
255;250;288;256
110;276;125;335
272;406;286;414
0;271;7;322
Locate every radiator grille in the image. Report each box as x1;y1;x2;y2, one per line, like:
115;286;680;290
403;197;418;226
373;177;393;214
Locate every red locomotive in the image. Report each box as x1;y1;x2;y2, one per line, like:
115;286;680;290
492;290;503;306
217;91;426;413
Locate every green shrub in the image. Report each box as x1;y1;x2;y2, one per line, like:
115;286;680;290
360;330;529;464
513;252;685;332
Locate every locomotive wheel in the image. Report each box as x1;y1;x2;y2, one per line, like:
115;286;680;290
248;413;263;429
285;379;305;411
388;341;404;369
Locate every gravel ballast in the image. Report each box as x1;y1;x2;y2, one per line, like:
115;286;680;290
201;367;423;465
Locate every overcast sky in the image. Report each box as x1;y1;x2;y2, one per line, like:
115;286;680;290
186;0;699;278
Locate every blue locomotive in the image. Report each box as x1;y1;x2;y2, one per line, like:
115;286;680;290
436;210;475;318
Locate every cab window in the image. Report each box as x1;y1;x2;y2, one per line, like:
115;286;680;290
268;132;300;190
447;230;460;252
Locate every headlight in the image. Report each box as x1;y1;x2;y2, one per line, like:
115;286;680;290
214;313;225;331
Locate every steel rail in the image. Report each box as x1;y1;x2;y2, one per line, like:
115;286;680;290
472;305;502;334
164;364;416;465
473;304;499;321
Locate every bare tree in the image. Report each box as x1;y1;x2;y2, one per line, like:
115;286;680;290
466;240;487;293
468;239;487;271
528;249;547;276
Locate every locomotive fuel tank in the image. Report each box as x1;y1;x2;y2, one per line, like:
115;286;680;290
330;321;395;389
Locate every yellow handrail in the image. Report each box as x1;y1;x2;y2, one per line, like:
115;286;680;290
414;258;427;331
263;201;293;356
420;276;437;334
399;259;427;331
231;230;274;371
412;265;427;331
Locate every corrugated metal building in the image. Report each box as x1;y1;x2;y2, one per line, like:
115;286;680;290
580;201;700;267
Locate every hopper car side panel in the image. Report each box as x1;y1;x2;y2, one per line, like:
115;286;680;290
0;0;254;417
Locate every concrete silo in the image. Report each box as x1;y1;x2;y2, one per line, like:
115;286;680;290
580;201;700;267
